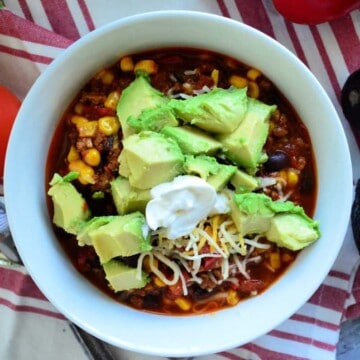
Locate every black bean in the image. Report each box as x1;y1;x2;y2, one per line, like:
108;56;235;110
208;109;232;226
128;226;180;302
119;254;140;268
143;294;161;309
264;150;290;172
189;284;213;300
351;179;360;253
341;70;360;148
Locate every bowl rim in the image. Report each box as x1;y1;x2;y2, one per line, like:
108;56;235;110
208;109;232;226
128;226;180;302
4;10;353;357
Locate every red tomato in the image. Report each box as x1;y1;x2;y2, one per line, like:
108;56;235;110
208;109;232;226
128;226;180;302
273;0;360;24
0;85;21;178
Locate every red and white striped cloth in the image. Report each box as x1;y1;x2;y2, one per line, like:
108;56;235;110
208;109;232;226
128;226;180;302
1;1;360;359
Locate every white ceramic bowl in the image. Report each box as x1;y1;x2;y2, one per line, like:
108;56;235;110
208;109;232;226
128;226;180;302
4;11;353;357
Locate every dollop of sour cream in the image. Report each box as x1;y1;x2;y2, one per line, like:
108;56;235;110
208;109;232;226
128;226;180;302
146;175;230;239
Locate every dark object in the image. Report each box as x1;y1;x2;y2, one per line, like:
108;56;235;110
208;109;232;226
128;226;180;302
351;179;360;253
273;0;360;25
0;202;22;264
70;324;116;360
341;69;360;149
337;317;360;359
265;150;290;172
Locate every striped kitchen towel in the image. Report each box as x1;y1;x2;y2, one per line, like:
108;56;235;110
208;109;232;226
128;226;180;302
1;1;360;359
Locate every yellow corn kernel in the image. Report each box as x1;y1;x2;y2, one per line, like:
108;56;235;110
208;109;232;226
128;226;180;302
278;169;288;182
134;59;158;75
98;116;120;136
68;159;95;185
97;69;114;85
67;145;80;162
142;257;151;272
83;148;101;167
226;289;240;306
247;68;262;81
71;114;88;125
287;169;299;187
120;56;134;72
80;121;98;137
229;75;248;89
269;252;281;270
153;277;166;288
71;115;98;137
174;297;192;311
143;256;159;273
247;81;260;99
104;91;120;110
211;69;219;87
74;102;84;115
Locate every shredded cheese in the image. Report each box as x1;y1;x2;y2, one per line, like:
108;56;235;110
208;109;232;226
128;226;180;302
184;69;197;75
141;214;274;295
232;254;250;279
244;238;271;249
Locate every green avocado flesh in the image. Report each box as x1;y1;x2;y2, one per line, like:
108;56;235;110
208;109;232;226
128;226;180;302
230;193;320;250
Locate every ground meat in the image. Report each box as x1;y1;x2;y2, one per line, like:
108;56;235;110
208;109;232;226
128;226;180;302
188;285;213;300
118;75;134;90
237;279;265;294
129;295;144;309
197;63;215;74
79;91;107;105
67;126;79;145
91;171;114;192
198;270;221;290
90;146;120;192
93;132;115;152
76;245;99;273
76;137;93;152
105;147;121;172
151;71;175;93
272;125;288;137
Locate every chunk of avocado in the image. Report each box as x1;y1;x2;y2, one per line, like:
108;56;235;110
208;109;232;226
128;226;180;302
184;155;220;179
169;87;248;134
230;192;320;250
47;172;90;235
266;213;320;251
127;105;178;132
111;176;151;215
207;164;237;192
120;131;185;189
161;125;222;155
217;97;276;168
118;150;130;178
230;169;260;193
76;216;116;246
117;74;169;138
90;212;151;264
230;193;274;236
103;259;148;292
183;155;236;191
